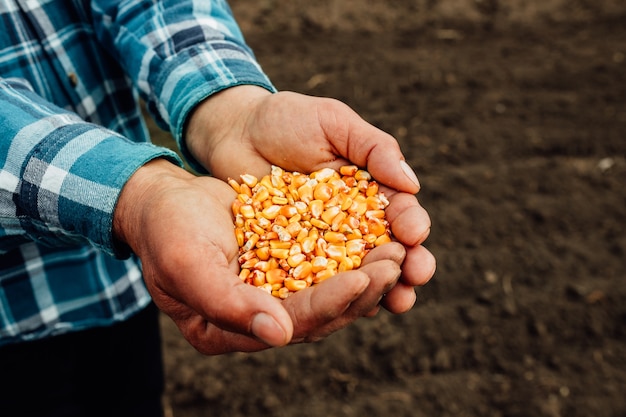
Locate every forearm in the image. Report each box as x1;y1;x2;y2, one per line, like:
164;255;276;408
92;0;276;172
0;78;182;256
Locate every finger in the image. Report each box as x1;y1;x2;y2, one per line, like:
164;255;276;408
400;244;437;287
384;192;432;247
170;311;272;355
306;258;402;338
161;243;295;347
379;281;417;314
343;119;421;194
282;271;370;343
360;241;406;266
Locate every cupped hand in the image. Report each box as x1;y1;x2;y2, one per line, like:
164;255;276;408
185;86;436;313
113;159;416;354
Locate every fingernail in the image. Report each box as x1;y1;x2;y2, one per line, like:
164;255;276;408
400;160;420;189
251;312;287;346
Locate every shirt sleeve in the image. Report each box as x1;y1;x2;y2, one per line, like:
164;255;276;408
0;78;183;257
91;0;277;173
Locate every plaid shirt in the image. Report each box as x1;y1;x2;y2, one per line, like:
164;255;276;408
0;0;275;345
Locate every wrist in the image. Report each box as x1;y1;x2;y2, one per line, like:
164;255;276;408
184;85;272;173
113;158;194;253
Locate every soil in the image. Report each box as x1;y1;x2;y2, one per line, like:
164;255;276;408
152;1;626;416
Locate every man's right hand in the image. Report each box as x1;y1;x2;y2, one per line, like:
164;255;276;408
112;159;410;354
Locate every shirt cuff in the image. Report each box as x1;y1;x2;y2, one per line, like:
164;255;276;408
19;130;183;258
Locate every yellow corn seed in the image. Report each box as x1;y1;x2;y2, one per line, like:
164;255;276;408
363;233;377;245
309;200;324;218
231;200;243;217
254;260;271;272
285;221;302;238
240;204;255;219
278;258;290;271
294;201;308;214
235;227;244;247
228;178;241;193
291;173;308;188
346;239;367;257
296;228;309;242
301;236;316;254
272;225;292;242
287;253;306;268
324;231;347;244
310;256;328;273
253;186;270;203
280;205;298;218
269;248;289;259
251;270;265;287
261;205;281;220
272;196;289;205
314;268;336;283
296;183;314;203
239;268;251;281
277;287;290;299
240;173;258;188
259;283;273;294
368;218;387;237
240;256;259;269
266;268;287;285
340;195;353;211
284;278;308;292
239;250;256;262
321;206;341;225
241;233;260;252
315;238;328;257
313;182;333;202
269;240;291;249
292;261;313;279
366;181;379;197
288;213;302;225
338;257;354;272
375;234;392;246
338;223;354;235
366;209;386;219
273;214;289;227
350;254;362;268
311;167;337;182
330;211;347;232
349;200;368;217
356;179;369;193
289;242;302;256
245;219;264;236
325;244;347;262
354;170;371;181
339;165;358;176
310;218;330;230
343;176;357;188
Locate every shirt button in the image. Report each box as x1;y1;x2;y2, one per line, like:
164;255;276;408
68;73;78;87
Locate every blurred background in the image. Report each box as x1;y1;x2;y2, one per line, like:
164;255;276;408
147;1;626;416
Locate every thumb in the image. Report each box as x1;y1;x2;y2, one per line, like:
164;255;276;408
155;250;294;348
322;101;421;194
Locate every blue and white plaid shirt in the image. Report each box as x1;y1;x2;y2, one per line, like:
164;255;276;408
0;0;275;345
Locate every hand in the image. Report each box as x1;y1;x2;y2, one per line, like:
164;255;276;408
185;86;436;313
113;159;413;354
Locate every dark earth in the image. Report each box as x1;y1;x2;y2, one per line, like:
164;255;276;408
147;1;626;416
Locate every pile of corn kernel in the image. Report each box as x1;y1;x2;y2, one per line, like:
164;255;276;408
229;165;391;299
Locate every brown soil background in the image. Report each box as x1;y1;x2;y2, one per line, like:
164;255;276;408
149;1;626;416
